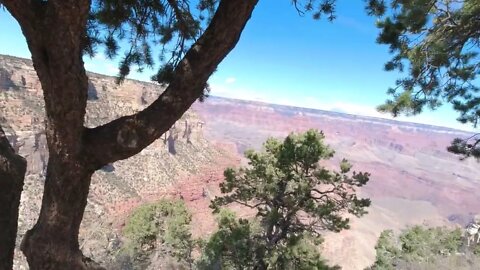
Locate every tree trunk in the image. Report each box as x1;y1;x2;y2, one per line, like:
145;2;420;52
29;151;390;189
21;155;103;270
18;42;101;270
2;0;258;269
11;2;94;268
0;126;27;270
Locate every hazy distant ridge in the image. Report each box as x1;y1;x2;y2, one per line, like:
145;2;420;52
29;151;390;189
205;96;473;136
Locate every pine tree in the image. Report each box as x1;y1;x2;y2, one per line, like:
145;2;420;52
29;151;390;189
0;1;338;268
207;130;370;269
367;0;480;159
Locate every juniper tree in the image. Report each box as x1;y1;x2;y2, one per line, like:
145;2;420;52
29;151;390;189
0;0;338;269
367;0;480;159
208;130;371;270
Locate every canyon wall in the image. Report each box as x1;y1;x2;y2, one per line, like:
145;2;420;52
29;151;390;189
0;55;231;268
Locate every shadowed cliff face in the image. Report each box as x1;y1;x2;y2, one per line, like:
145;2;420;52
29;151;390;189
193;96;480;269
0;55;234;268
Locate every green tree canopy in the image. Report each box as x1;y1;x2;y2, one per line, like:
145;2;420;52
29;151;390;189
207;129;370;269
196;209;259;270
367;0;480;158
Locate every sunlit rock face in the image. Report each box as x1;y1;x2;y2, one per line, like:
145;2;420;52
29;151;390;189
0;55;228;268
4;53;480;270
193;96;480;269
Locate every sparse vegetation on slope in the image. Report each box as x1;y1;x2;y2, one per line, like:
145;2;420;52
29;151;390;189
116;130;369;270
368;225;480;270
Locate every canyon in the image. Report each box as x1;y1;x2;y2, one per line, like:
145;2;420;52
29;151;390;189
194;97;480;268
1;54;479;269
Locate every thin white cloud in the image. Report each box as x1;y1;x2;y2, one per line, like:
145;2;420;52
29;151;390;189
225;77;237;84
294;98;474;131
209;84;229;94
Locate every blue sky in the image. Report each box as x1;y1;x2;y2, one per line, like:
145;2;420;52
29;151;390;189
0;1;475;131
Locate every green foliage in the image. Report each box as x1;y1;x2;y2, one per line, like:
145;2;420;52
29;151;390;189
447;135;480;160
266;236;339;270
366;0;480;159
291;0;337;21
369;226;466;270
399;226;462;262
198;210;338;270
84;0;342;84
209;129;370;269
120;199;194;269
368;0;480;125
371;230;400;269
87;0;217;83
197;209;258;270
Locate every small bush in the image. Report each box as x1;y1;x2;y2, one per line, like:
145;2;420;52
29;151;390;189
118;199;194;269
368;225;479;270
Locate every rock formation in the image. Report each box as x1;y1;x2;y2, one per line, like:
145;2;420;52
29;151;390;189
0;55;230;268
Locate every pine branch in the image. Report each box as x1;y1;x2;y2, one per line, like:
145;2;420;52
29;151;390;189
84;0;259;168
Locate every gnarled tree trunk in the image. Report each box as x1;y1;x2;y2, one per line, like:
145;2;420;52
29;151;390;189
10;1;97;268
2;0;259;269
0;126;27;270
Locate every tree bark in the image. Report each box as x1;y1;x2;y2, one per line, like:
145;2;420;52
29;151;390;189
0;126;27;270
3;1;97;269
20;158;103;270
2;0;259;269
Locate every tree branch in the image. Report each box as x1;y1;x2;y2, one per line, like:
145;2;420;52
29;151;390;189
232;199;266;209
312;188;336;195
0;0;40;32
84;0;259;168
166;0;195;39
